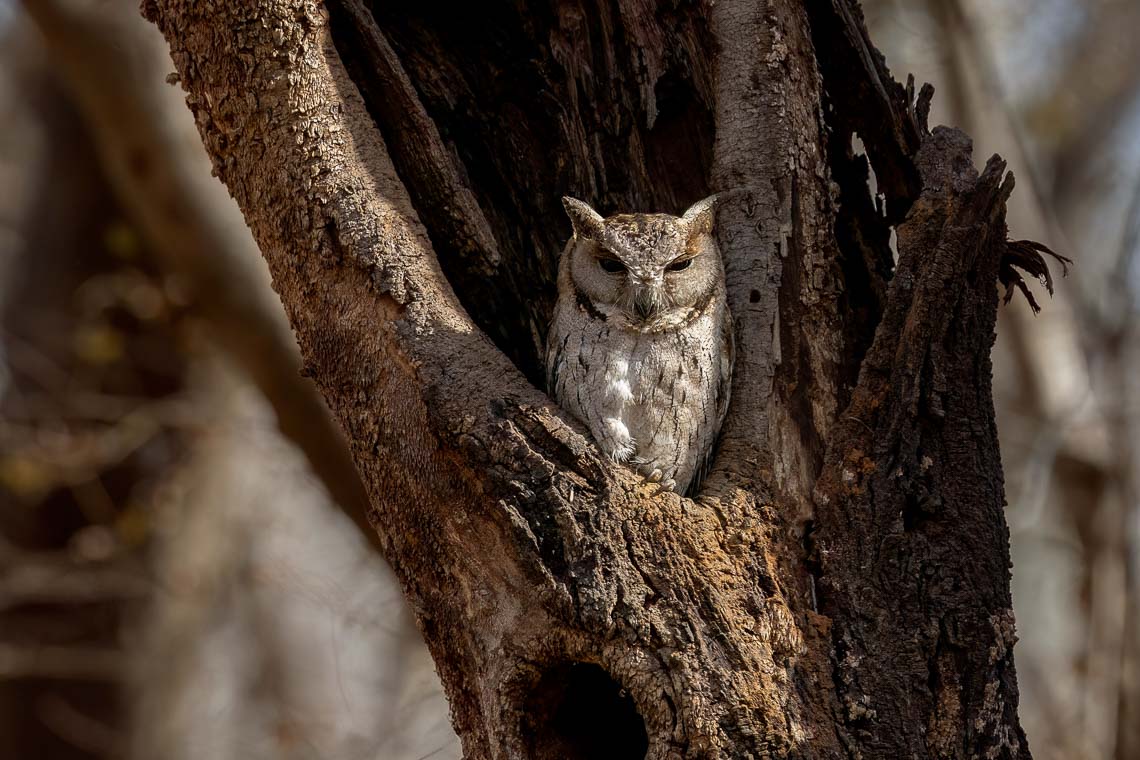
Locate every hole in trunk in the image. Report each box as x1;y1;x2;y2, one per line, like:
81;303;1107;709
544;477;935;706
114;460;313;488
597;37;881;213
522;661;649;760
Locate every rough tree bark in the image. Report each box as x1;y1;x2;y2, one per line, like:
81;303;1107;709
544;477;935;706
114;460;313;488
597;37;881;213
143;0;1062;757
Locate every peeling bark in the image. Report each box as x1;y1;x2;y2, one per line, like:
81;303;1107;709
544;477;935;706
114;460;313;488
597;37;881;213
144;0;1057;756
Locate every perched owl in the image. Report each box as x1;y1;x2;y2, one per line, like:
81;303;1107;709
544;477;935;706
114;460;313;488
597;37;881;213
545;195;734;495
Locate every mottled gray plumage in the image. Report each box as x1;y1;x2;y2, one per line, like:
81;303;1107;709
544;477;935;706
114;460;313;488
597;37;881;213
546;195;734;494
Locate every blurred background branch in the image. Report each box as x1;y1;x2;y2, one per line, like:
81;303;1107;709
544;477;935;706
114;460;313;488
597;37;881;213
20;0;375;542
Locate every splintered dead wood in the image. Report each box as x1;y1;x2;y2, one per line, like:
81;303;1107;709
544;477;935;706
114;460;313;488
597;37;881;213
813;128;1032;760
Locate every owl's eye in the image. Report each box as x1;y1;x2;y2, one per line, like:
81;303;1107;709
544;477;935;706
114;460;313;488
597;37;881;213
666;258;693;272
598;257;626;274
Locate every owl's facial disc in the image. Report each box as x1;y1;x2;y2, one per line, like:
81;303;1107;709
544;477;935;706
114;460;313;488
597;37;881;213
567;206;720;329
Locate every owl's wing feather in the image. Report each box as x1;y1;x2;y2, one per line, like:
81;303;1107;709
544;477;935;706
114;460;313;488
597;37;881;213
715;305;735;429
686;304;735;497
545;328;569;397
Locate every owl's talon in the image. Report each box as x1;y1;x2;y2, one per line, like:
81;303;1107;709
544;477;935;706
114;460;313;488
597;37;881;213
634;460;666;485
636;462;675;494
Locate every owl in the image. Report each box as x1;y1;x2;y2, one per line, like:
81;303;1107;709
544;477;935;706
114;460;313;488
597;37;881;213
545;195;734;495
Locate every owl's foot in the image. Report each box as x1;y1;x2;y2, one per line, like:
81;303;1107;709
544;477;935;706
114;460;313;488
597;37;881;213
633;459;676;493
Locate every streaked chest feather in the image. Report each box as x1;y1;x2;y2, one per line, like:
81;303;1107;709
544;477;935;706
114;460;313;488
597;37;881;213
552;309;718;424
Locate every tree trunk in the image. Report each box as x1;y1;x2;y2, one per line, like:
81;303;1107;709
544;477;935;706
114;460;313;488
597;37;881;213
143;0;1058;756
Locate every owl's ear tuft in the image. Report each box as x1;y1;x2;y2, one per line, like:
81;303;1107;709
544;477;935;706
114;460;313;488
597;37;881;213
681;194;718;237
562;196;606;241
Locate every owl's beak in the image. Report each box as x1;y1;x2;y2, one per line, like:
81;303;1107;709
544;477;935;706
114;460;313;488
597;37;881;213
633;287;662;320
